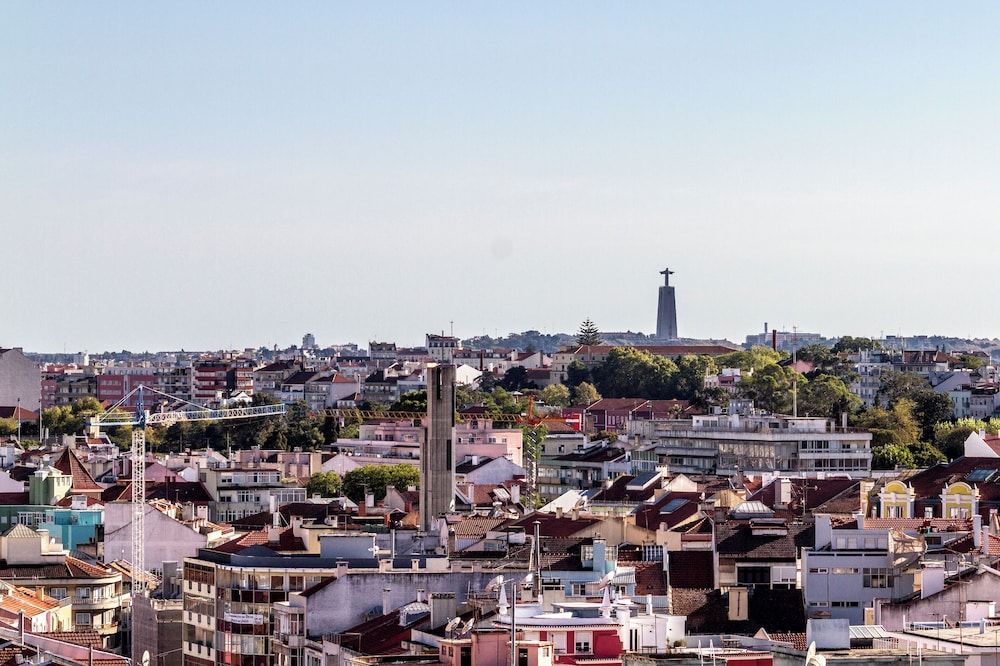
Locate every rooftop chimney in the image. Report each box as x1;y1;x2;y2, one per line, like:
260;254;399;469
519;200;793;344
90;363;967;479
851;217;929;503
429;592;457;630
382;588;392;615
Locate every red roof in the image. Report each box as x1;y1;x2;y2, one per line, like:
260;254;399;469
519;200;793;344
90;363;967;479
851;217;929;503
52;448;103;492
212;528;306;554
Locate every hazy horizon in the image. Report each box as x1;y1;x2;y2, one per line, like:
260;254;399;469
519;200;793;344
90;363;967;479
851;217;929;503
4;3;1000;352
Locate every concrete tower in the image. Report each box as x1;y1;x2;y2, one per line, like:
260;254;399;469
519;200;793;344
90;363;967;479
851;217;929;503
656;268;678;340
421;364;456;533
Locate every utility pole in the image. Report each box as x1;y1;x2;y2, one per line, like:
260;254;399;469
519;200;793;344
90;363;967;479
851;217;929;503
792;326;798;418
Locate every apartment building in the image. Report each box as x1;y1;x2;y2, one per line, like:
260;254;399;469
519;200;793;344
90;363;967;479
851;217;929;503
200;467;307;522
629;409;872;477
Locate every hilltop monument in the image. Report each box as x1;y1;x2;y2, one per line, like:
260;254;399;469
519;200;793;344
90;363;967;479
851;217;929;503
656;267;678;340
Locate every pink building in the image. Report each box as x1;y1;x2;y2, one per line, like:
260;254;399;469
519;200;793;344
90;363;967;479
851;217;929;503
454;418;523;467
97;370;157;408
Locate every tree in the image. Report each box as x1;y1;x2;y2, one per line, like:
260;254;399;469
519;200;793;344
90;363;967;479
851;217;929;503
306;471;343;498
592;347;678;399
871;443;915;470
577;319;602;347
342;464;420;502
42;397;105;436
520;423;548;507
0;419;17;436
832;336;880;353
564;360;591;388
909;389;955;442
500;367;532;391
738;364;798;414
539;384;570;407
877;371;930;406
854;400;920;449
572;382;601;406
392;390;427;412
797;374;861;419
282;401;324;450
957;354;987;370
911;441;946;467
715;346;783;373
670;355;719;401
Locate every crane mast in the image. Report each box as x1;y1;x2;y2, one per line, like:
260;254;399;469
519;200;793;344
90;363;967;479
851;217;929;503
92;385;285;598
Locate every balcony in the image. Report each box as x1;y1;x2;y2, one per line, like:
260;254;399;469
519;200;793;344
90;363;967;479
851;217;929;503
184;641;217;661
185;610;215;630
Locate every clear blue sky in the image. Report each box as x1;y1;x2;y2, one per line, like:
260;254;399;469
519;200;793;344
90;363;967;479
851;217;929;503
3;3;999;352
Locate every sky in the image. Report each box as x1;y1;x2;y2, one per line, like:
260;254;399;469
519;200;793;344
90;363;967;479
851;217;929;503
3;3;1000;352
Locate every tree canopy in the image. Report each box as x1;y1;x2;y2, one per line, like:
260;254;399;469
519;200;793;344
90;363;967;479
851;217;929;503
342;464;419;502
591;347;678;399
538;384;570;407
577;319;602;347
572;382;601;406
306;471;343;498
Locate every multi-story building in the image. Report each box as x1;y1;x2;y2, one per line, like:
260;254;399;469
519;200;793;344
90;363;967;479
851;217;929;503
849;350;892;408
368;342;398;368
802;515;922;624
426;334;461;363
194;363;230;404
228;361;255;397
254;360;301;399
159;366;194;402
200;467;307;522
0;525;124;647
97;368;158;408
537;441;631;501
53;375;98;407
629;409;872;477
0;347;41;410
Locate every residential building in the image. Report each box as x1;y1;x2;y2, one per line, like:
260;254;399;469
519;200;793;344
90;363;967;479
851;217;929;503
0;524;124;647
629;408;872;477
802;515;922;624
426;334;461;363
200;467;307;522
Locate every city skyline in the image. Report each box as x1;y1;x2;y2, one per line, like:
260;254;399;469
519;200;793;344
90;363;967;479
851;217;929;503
4;4;1000;350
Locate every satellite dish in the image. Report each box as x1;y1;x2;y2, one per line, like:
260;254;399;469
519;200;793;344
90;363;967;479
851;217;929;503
462;618;475;634
141;651;150;666
445;617;463;634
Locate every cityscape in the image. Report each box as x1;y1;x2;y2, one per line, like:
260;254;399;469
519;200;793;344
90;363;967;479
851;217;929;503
4;4;1000;666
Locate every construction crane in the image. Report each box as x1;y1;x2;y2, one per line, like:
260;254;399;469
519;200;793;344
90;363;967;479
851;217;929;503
91;385;285;596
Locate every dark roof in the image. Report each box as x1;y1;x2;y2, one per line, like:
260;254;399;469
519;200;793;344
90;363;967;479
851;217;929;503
667;551;715;589
633;561;668;595
750;477;860;518
715;521;814;561
553;445;626;463
334;605;428;655
0;406;39;421
632;492;702;533
230;502;348;530
538;537;589;571
282;371;320;386
101;482;131;502
672;587;806;634
0;555;117;581
455;457;497;474
589;474;659;503
0;492;29;505
512;512;601;538
147;481;213;503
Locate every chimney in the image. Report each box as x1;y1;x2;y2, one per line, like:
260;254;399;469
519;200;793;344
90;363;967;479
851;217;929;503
429;592;457;629
510;483;520;505
416;589;426;603
921;562;945;598
382;588;392;615
776;478;792;508
555;506;564;519
365;492;375;509
728;587;749;621
974;514;983;549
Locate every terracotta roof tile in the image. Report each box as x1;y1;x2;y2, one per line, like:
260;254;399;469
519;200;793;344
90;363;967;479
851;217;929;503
52;448;103;491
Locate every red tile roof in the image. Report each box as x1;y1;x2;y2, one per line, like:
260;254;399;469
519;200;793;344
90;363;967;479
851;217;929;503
52;448;103;491
35;630;105;649
211;528;306;554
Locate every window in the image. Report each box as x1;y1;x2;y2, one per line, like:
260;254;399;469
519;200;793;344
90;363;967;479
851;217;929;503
808;568;828;574
831;567;858;575
574;632;592;654
831;601;860;608
75;613;91;625
571;583;588;596
76;587;91;599
49;588;67;599
863;568;893;588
